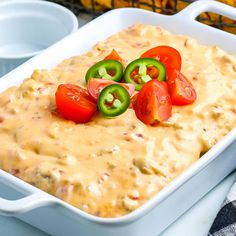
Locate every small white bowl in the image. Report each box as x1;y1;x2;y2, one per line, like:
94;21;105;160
0;0;78;77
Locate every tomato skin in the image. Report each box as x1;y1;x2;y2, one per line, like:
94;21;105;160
104;49;125;66
55;84;97;123
134;80;172;125
130;93;138;109
87;78;135;101
167;69;197;106
140;45;182;72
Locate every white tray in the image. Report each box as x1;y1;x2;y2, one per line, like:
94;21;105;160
0;1;236;236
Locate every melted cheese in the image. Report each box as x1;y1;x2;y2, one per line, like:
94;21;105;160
0;24;236;217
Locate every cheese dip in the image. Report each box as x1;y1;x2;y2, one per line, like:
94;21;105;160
0;24;236;217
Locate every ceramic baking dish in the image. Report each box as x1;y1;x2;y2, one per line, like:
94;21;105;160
0;1;236;235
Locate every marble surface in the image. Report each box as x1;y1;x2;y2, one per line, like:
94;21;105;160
0;170;235;236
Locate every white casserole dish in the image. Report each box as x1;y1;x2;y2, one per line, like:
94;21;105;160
0;1;236;235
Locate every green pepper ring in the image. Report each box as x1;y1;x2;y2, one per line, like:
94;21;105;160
98;84;130;117
85;59;123;83
123;58;166;91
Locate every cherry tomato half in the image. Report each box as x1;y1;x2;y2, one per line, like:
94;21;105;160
134;80;172;125
55;84;97;123
87;78;135;101
104;49;125;66
141;45;182;71
130;93;139;109
167;69;197;106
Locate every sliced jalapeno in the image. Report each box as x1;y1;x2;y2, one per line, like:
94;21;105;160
85;59;123;83
124;58;166;91
98;84;130;117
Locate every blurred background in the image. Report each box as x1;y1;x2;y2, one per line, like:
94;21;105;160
50;0;236;34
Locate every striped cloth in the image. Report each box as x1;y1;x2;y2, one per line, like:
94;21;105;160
208;182;236;236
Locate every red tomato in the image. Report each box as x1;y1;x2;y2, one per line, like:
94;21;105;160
104;49;125;66
55;84;97;123
87;78;135;100
130;93;139;109
134;80;172;125
167;69;197;106
140;45;182;71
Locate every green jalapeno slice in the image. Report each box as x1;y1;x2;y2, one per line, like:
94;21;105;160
85;59;123;83
124;58;166;91
98;84;130;117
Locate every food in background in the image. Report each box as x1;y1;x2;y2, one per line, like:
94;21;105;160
172;0;236;35
81;0;168;12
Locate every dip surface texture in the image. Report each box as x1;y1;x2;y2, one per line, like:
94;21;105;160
0;24;236;217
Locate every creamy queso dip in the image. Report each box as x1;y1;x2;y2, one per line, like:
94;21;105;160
0;24;236;217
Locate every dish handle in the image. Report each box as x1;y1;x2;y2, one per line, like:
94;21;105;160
175;0;236;22
0;192;58;216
